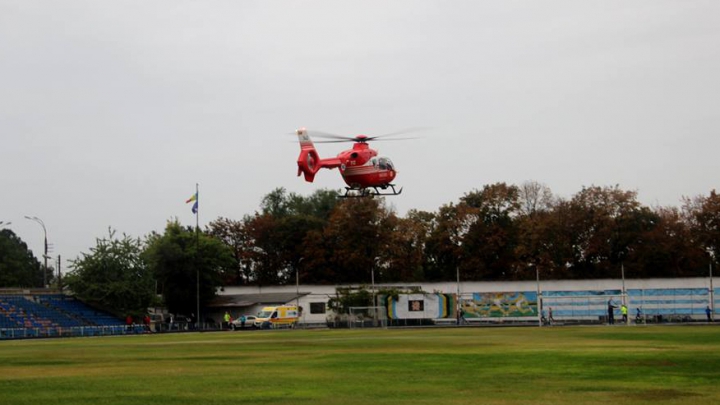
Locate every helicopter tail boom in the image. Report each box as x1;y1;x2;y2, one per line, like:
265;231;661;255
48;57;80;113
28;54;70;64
296;128;341;183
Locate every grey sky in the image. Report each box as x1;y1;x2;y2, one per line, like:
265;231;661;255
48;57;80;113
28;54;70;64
2;1;719;273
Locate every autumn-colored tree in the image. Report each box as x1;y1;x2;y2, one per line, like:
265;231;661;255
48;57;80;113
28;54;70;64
205;184;720;286
206;217;254;285
687;190;720;260
321;198;391;284
425;203;467;281
459;183;521;280
514;181;557;281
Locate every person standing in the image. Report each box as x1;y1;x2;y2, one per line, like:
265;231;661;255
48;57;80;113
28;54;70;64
621;304;628;324
223;311;231;330
706;306;713;322
240;314;246;329
607;300;617;325
548;307;554;326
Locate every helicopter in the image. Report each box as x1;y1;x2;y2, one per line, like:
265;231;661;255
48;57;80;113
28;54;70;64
295;128;409;198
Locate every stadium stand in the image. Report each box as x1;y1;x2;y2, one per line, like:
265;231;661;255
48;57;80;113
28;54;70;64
0;293;125;339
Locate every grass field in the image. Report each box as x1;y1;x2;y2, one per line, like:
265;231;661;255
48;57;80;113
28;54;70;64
1;325;720;405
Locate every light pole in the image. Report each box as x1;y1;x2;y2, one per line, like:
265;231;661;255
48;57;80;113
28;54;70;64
25;216;48;288
709;250;715;321
296;258;304;314
536;265;542;327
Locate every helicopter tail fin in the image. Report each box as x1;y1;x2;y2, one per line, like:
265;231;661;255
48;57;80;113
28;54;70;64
296;128;321;182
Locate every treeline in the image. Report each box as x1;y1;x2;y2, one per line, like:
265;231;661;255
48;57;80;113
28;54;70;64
208;182;720;286
2;181;718;317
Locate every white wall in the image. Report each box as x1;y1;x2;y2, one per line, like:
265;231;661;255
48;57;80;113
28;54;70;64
221;277;717;324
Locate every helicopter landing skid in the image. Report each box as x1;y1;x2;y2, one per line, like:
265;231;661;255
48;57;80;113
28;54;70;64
341;184;403;198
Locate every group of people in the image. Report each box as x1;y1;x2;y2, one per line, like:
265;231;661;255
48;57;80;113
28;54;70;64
125;314;152;332
606;301;625;325
607;300;715;325
223;311;248;330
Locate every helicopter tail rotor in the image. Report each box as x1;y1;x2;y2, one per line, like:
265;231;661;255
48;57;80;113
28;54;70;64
296;128;321;182
295;128;342;182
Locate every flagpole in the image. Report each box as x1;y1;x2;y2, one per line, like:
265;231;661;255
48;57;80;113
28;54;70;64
196;183;200;331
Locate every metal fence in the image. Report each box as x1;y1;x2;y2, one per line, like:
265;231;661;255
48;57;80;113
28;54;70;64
0;322;223;340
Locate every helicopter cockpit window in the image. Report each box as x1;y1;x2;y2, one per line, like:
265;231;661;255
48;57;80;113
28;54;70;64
378;157;394;171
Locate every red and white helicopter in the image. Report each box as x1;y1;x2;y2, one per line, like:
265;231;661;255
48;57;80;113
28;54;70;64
295;128;412;197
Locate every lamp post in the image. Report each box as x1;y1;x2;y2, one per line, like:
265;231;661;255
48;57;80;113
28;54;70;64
296;258;304;315
536;265;542;327
24;216;48;288
709;250;715;321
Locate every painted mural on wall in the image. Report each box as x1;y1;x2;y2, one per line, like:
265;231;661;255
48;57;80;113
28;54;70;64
463;292;538;318
384;293;456;319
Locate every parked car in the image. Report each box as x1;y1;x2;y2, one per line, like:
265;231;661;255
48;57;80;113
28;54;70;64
230;315;257;330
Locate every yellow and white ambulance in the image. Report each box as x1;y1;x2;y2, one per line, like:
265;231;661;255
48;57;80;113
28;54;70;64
254;305;299;329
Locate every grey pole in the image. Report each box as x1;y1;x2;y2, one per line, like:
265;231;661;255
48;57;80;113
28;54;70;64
536;266;542;327
195;183;200;331
25;216;48;288
710;256;715;321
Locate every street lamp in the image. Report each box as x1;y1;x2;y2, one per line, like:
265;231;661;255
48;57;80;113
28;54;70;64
709;249;715;321
25;216;48;288
296;257;304;313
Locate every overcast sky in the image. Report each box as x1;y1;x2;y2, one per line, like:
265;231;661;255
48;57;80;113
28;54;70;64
1;1;719;273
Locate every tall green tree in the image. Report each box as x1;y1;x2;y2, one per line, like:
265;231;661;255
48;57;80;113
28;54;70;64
144;220;234;317
64;229;155;317
0;229;43;288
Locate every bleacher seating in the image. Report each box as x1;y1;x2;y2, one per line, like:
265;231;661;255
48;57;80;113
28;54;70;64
37;295;121;326
0;294;123;338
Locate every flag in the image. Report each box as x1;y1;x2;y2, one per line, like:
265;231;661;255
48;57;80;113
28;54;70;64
186;193;198;214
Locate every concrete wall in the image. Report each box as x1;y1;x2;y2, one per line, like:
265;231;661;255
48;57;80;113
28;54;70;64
220;277;718;324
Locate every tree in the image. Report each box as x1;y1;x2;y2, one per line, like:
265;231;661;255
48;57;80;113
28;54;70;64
628;207;703;278
459;183;521;280
144;220;234;317
515;183;558;281
64;229;156;317
380;210;435;282
321;198;391;284
425;203;467;281
207;217;254;285
687;190;720;260
0;229;43;288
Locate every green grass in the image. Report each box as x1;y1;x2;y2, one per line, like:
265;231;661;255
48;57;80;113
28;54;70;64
1;326;720;404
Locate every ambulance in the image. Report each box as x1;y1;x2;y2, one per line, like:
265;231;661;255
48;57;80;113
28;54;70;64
254;305;299;329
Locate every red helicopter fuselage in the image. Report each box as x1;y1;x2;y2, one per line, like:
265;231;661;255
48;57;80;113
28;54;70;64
296;129;399;194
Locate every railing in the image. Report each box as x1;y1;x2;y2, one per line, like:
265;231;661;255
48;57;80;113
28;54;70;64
0;322;224;340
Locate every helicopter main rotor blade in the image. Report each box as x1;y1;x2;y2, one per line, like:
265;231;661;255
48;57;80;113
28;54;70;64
313;139;357;144
364;127;430;141
367;137;420;142
305;130;356;141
